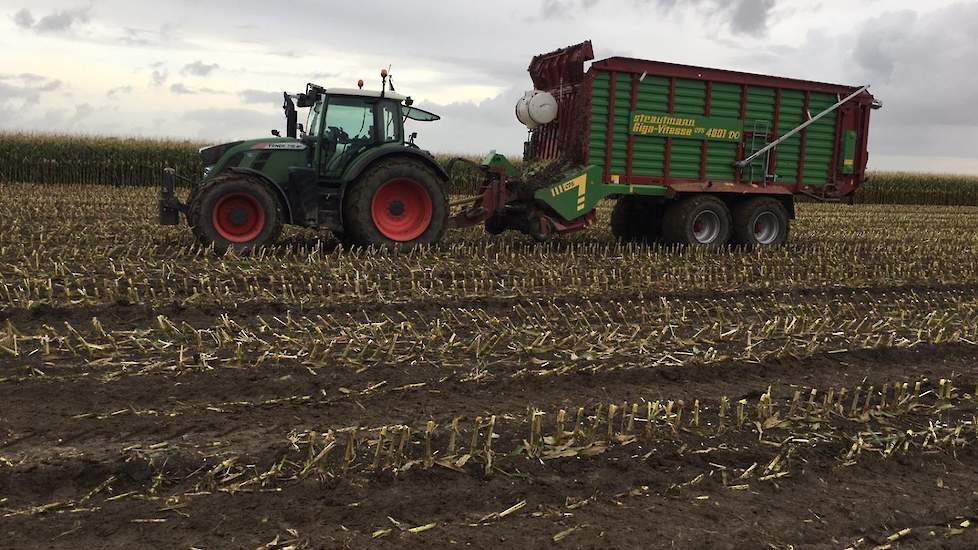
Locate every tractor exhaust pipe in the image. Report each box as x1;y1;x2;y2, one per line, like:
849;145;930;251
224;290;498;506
283;93;298;138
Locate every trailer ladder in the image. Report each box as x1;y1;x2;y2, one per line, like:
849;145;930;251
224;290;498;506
735;85;870;170
745;119;772;186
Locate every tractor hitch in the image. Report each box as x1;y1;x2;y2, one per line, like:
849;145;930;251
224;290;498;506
446;153;595;241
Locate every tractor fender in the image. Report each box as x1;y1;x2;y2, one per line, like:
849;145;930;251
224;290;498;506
227;167;295;223
343;147;449;187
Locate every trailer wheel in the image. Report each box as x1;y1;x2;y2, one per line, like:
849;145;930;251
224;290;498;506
343;158;447;246
731;197;789;247
611;196;662;243
662;195;731;248
189;173;284;253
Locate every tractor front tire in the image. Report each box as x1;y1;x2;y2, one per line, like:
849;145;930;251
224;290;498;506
343;159;447;246
188;173;284;253
662;195;732;248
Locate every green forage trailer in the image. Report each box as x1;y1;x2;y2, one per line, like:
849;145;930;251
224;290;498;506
519;41;881;246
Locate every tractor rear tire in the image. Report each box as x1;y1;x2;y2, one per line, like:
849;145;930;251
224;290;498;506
343;159;447;246
731;197;789;247
188;173;284;253
611;196;663;243
662;195;731;248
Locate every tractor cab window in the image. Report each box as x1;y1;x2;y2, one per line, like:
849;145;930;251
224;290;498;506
380;102;400;143
322;97;375;175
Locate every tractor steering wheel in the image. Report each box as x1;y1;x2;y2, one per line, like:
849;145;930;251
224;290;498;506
326;126;351;145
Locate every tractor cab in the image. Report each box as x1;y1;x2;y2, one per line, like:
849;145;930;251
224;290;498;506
288;83;441;181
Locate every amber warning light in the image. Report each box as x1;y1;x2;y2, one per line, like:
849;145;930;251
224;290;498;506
357;79;364;89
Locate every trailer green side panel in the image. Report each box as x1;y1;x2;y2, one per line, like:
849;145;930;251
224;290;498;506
802;93;838;186
774;90;804;184
632;76;669;177
587;69;842;187
670;79;706;179
706;83;740;182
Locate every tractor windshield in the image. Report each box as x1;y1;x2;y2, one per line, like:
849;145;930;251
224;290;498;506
402;106;440;122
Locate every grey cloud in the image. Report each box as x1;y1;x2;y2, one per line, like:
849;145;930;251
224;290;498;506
853;10;917;82
170;84;226;95
107;85;133;98
15;72;48;83
0;74;62;100
15;6;92;33
182;61;219;77
851;4;978;127
528;0;599;21
239;90;282;104
36;80;61;92
310;72;341;81
170;83;195;95
636;0;780;34
151;69;168;87
13;8;33;28
121;24;182;48
412;87;526;156
728;0;776;34
69;103;94;125
181;108;281;142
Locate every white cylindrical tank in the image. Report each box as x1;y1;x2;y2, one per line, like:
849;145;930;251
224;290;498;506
515;90;558;129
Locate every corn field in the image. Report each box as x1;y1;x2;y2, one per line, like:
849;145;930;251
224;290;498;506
2;180;978;548
2;132;977;204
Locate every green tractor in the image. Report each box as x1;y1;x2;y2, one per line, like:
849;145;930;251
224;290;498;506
160;72;449;250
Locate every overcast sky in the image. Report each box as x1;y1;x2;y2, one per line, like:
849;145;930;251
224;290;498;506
3;0;976;174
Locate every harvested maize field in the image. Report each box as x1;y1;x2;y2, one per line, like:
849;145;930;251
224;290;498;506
3;183;978;549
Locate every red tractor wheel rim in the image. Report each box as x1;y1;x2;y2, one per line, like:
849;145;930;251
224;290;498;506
371;178;433;241
212;193;266;243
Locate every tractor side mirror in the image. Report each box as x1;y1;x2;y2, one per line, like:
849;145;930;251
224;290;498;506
409;132;418;145
271;129;281;137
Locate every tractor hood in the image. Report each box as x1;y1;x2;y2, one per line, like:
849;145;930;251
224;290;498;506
201;137;307;162
200;137;310;182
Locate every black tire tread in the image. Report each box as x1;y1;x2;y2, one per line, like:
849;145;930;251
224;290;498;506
662;195;732;248
343;158;447;246
731;197;789;247
188;172;284;253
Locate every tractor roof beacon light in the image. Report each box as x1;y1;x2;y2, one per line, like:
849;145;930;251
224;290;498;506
381;68;389;98
357;79;364;90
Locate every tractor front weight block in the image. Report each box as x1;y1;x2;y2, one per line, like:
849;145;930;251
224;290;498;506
160;168;192;225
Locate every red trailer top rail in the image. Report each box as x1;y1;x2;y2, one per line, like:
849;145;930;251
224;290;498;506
592;57;860;96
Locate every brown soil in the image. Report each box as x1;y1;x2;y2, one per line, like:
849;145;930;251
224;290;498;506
2;192;978;549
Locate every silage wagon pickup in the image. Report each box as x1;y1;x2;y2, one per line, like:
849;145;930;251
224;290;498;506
160;41;880;251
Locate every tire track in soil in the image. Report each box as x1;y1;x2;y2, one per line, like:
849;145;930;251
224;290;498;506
3;418;978;549
3;343;977;464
